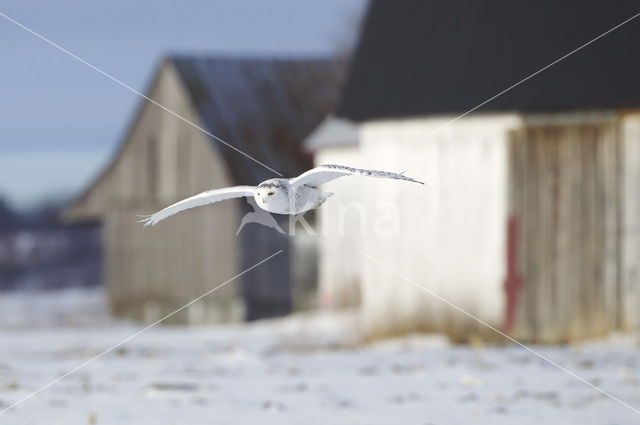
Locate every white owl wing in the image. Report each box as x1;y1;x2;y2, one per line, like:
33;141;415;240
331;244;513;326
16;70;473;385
139;186;255;227
289;164;424;188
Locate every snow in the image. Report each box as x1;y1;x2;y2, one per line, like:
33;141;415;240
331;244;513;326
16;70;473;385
0;288;639;424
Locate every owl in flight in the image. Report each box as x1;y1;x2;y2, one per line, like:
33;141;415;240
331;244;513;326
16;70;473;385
139;165;424;227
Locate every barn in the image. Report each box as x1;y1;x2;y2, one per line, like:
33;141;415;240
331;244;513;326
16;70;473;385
308;0;640;343
64;56;339;324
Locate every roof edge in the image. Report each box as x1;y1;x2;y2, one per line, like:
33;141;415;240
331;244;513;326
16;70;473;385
62;58;171;222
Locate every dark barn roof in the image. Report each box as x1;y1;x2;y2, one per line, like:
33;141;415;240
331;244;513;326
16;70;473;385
338;0;640;121
172;57;340;183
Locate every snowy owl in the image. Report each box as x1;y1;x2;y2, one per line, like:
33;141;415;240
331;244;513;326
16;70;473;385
139;164;424;227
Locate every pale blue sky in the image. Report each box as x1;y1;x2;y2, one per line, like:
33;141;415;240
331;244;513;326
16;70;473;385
0;0;366;208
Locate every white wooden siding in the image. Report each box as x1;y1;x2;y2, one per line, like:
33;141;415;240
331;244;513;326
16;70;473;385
316;114;517;340
315;146;366;309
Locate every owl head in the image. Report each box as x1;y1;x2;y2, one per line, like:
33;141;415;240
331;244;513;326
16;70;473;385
254;179;290;212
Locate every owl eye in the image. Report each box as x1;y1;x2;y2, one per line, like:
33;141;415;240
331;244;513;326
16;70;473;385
268;192;275;196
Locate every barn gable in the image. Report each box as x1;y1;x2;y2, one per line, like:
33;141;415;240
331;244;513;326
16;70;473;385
63;60;185;221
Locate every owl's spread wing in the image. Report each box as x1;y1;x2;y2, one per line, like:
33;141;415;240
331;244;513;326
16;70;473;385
289;164;424;188
139;186;255;227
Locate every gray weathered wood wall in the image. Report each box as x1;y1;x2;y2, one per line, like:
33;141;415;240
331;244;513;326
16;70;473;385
620;113;640;331
509;115;638;342
65;62;243;323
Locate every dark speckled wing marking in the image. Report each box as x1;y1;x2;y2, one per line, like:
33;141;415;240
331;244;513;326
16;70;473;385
257;179;291;196
258;182;282;189
290;164;425;188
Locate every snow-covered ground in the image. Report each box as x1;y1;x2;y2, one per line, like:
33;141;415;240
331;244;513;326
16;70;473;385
0;288;639;425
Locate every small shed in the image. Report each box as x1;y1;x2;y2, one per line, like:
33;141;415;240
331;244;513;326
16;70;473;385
64;56;339;323
309;0;640;342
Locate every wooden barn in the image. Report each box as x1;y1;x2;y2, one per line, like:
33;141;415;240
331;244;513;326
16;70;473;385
308;0;640;343
64;56;338;323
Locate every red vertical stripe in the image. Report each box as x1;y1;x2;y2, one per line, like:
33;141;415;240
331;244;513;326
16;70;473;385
504;217;522;334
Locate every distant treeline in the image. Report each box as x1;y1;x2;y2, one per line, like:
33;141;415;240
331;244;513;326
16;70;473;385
0;198;102;290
